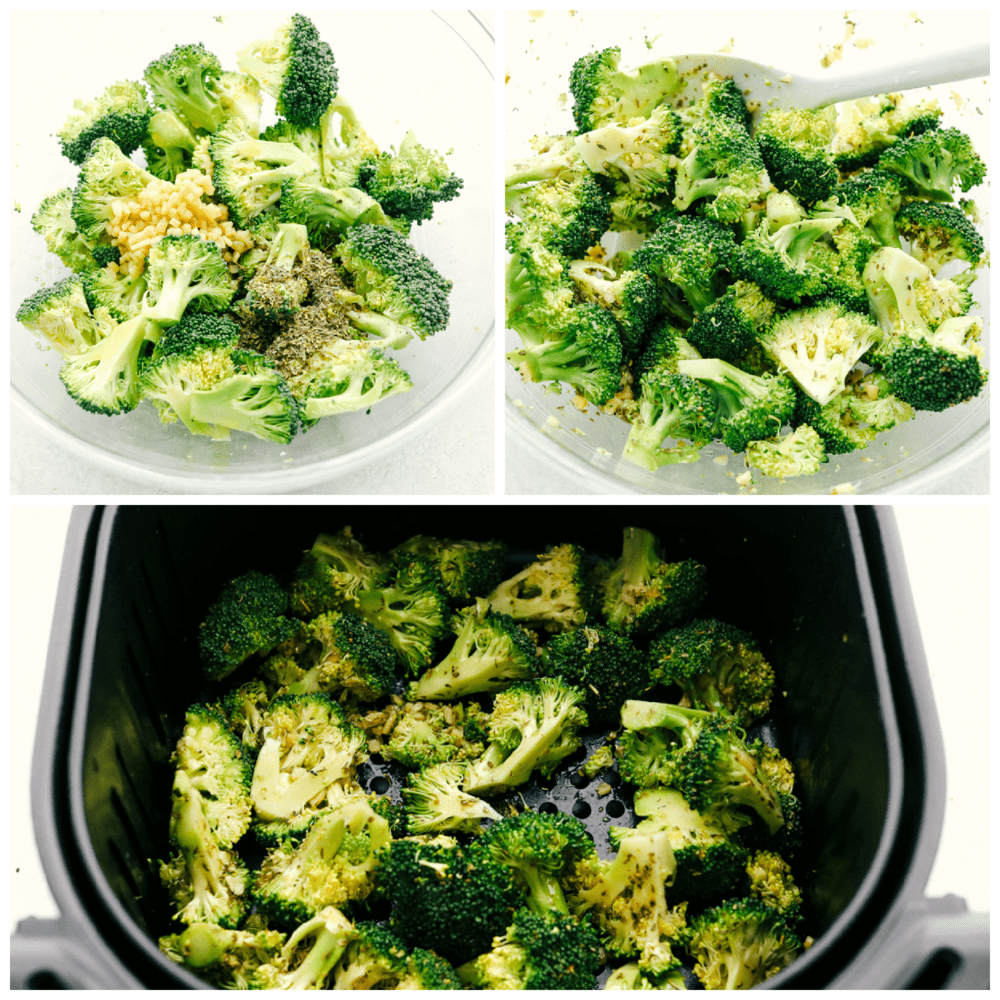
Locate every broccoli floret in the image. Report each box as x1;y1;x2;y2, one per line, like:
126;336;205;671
686;897;801;989
620;701;785;834
289;527;389;619
604;962;688;990
384;700;490;769
198;571;298;680
217;679;270;750
648;619;775;726
327;921;410;989
632;214;738;315
678;357;797;454
832;168;903;248
623;365;717;471
746;850;803;923
393;948;463;990
249;907;353;990
569;829;686;973
408;605;539;701
827;92;942;171
504;253;578;350
82;266;148;322
673;116;770;223
29;188;104;273
378;837;522;964
173;704;253;847
391;536;509;606
581;744;615;779
505;134;585;189
356;129;463;226
847;370;915;431
681;73;752;132
141;234;235;325
243;222;311;319
335;223;452;347
544;622;653;721
160;770;249;928
897;200;985;275
569;47;681;133
142;110;198;181
237;14;337;128
507;301;624;405
878;126;986;201
457;908;602;990
746;425;827;479
755;107;837;204
487;543;590;634
481;811;597;916
403;761;502;835
568;259;660;358
279;173;396;241
143;43;234;135
686;280;776;364
16;275;101;355
58;79;152;165
794;387;878;456
463;677;589;797
253;796;391;925
250;693;366;825
757;301;882;406
70;137;156;244
159;922;284;989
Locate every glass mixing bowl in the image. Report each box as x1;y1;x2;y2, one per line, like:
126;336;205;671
504;11;989;495
11;11;494;494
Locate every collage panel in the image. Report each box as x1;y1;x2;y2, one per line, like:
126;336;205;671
503;11;989;495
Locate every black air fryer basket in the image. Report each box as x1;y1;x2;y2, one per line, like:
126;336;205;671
10;505;989;989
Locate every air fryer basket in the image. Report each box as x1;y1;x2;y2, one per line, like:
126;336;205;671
11;506;989;988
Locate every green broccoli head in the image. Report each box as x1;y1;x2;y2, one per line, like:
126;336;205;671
384;700;491;768
391;536;510;605
402;761;502;835
16;275;101;355
159;922;285;989
30;188;104;273
746;425;828;479
58;80;152;165
878;126;986;201
71;137;156;244
756;107;837;205
141;233;235;325
896;200;985;274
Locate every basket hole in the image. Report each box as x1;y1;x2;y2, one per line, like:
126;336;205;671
572;801;592;819
538;802;557;814
606;800;625;818
370;776;391;794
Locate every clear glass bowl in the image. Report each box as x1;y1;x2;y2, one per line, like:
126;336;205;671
11;11;494;493
504;11;989;495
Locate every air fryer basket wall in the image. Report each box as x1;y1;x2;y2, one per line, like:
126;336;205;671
13;506;988;989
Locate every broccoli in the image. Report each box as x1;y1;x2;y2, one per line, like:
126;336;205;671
58;309;160;415
58;79;152;165
390;536;509;606
408;605;539;701
243;222;311;319
249;907;353;990
328;921;410;989
289;527;389;619
847;370;915;431
384;700;490;769
755;107;837;204
143;43;235;135
604;962;687;990
746;740;795;797
250;693;366;824
217;679;270;750
505;134;585;189
622;365;718;471
335;223;452;347
680;73;752;132
141;234;235;325
648;618;775;726
569;47;681;133
794;387;878;455
568;258;660;358
462;677;589;797
897;200;985;275
568;829;686;973
457;908;602;990
349;554;451;675
172;704;253;847
757;301;882;406
356;129;464;226
480;810;597;916
393;948;463;990
82;266;148;322
746;425;827;479
142;110;198;181
279;174;396;240
631;214;738;315
29;188;105;273
378;837;522;964
623;786;751;902
138;313;300;443
544;624;651;724
403;761;503;835
70;137;156;244
160;769;249;928
672;116;770;223
197;571;298;680
159;922;284;989
746;850;803;923
827;92;942;171
678;357;797;454
878;126;986;201
686;280;777;364
620;701;785;833
686;897;801;989
16;275;101;355
504;253;578;350
315;97;381;189
279;609;397;701
831;168;903;248
487;543;591;634
506;301;624;405
253;796;391;925
237;14;337;128
581;743;615;779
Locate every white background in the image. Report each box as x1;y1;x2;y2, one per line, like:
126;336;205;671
10;504;989;937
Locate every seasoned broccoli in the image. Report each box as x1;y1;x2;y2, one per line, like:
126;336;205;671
236;14;337;128
794;388;878;456
504;252;578;351
686;280;777;364
457;908;602;990
328;921;409;989
827;92;942;171
244;222;311;320
604;962;688;990
384;700;490;768
289;527;389;618
847;370;915;431
746;425;827;479
462;677;588;797
217;679;270;750
878;126;986;201
58;79;152;165
831;168;903;248
897;200;984;275
568;258;660;358
746;850;803;923
390;536;509;606
403;761;502;835
159;922;284;989
755;107;837;205
198;571;298;680
393;948;463;990
249;907;353;990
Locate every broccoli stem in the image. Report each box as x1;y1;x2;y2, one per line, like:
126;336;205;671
281;913;353;990
521;867;570;916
